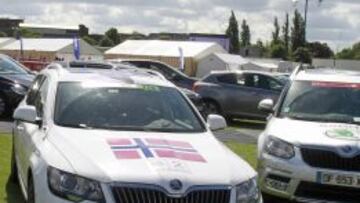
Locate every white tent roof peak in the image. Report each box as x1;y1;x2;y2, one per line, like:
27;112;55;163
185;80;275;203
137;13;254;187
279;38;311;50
105;40;225;58
0;38;74;52
214;53;248;64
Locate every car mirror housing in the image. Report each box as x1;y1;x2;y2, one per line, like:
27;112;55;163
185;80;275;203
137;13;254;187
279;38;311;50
13;105;38;124
207;114;227;131
258;99;274;113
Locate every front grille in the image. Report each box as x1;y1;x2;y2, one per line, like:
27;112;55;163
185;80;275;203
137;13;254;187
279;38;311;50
300;147;360;171
112;186;231;203
295;181;360;203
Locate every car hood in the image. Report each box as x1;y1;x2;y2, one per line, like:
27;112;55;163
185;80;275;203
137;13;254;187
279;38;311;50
0;74;34;87
47;126;255;192
267;118;360;147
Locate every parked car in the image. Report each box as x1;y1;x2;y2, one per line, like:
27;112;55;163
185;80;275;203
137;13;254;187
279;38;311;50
109;59;197;90
193;71;286;120
258;68;360;202
0;54;35;117
11;63;261;203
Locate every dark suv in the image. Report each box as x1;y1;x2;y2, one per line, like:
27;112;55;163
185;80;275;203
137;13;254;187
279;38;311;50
0;54;34;117
110;59;197;90
194;71;288;120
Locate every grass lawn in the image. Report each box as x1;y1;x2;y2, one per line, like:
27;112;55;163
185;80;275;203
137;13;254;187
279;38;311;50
225;142;257;168
0;134;257;203
0;134;25;203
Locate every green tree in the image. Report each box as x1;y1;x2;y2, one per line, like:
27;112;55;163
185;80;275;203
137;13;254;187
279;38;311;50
105;28;120;45
307;41;334;58
79;24;89;37
336;42;360;60
0;32;7;37
293;47;312;64
16;28;42;38
270;43;287;59
282;13;290;57
272;17;281;46
291;9;306;53
255;39;266;57
99;36;114;47
240;19;251;47
82;36;97;46
225;11;240;54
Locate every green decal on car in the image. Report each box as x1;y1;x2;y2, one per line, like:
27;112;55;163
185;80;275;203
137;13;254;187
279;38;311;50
141;85;160;92
325;129;360;141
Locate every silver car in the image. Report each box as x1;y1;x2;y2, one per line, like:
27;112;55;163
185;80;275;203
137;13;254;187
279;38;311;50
193;71;287;120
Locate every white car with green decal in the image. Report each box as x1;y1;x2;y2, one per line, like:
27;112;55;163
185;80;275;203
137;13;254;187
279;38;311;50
11;63;261;203
258;68;360;203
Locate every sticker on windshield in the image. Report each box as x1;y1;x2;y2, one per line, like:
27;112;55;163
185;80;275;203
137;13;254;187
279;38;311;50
325;129;360;141
107;138;206;163
312;82;360;89
141;85;160;92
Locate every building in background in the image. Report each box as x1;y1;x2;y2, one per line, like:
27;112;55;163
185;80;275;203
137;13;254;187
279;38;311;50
0;18;24;36
148;33;189;41
313;58;360;71
105;40;226;76
189;33;230;52
19;23;79;38
0;38;103;70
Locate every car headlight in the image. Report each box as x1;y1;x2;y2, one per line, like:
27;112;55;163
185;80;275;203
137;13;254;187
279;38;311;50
11;83;27;95
47;166;104;202
264;136;295;159
236;177;262;203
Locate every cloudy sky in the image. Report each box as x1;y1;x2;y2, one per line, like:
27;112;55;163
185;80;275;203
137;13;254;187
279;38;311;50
1;0;359;51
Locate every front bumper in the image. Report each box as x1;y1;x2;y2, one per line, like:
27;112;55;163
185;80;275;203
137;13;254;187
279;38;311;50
258;148;360;203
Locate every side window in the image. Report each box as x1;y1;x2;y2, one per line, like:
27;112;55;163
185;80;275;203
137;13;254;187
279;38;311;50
244;74;260;88
216;74;238;85
26;75;49;117
268;78;283;91
26;75;45;105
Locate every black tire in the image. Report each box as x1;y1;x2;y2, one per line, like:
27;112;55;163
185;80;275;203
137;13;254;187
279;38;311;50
10;143;18;183
204;100;221;116
0;94;8;118
27;174;35;203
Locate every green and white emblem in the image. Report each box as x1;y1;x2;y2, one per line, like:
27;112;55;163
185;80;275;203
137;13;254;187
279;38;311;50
325;129;360;141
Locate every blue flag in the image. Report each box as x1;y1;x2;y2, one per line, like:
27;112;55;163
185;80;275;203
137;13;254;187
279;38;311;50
73;37;80;60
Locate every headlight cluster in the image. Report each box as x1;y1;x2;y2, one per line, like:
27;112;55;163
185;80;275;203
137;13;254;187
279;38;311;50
11;83;27;95
47;166;104;202
236;177;262;203
264;136;295;159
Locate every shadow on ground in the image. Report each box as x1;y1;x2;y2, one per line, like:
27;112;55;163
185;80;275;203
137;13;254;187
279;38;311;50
5;177;24;203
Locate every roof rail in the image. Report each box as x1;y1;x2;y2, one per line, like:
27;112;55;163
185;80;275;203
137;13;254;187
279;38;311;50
117;68;167;81
46;62;67;76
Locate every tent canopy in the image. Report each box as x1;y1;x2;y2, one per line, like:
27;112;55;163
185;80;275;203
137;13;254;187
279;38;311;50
105;40;225;59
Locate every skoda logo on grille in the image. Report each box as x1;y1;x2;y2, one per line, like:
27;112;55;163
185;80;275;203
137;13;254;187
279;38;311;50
169;179;183;191
338;145;358;158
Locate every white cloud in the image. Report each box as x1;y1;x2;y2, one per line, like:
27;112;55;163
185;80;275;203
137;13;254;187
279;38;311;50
0;0;359;50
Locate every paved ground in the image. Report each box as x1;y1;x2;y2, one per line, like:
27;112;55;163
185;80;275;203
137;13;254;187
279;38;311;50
0;119;12;134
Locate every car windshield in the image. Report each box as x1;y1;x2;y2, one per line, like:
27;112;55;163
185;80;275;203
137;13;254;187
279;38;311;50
0;57;28;74
280;81;360;124
54;82;205;132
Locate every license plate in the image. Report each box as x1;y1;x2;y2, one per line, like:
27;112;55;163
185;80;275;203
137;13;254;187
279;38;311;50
265;178;288;191
317;171;360;188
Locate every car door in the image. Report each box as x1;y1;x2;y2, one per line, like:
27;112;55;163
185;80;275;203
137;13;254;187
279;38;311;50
243;73;282;118
14;74;49;186
213;73;255;117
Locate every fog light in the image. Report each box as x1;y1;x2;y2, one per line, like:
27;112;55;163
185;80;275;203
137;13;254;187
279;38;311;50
265;175;290;192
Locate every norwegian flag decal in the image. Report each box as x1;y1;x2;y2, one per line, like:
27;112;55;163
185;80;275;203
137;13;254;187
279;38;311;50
107;138;206;163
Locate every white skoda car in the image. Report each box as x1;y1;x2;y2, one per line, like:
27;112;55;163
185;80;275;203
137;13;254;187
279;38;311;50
11;63;261;203
258;68;360;203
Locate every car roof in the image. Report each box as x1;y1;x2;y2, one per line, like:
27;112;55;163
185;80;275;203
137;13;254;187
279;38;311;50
294;68;360;83
42;62;175;88
208;70;279;77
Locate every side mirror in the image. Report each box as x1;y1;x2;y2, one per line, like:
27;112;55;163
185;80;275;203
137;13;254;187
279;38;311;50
207;114;227;131
13;105;39;124
258;99;274;113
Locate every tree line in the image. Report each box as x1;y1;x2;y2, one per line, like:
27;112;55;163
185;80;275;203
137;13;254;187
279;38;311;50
225;10;359;62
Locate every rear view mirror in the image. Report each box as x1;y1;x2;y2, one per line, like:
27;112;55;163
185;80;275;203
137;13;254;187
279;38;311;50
13;105;38;123
258;99;274;113
207;114;227;131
